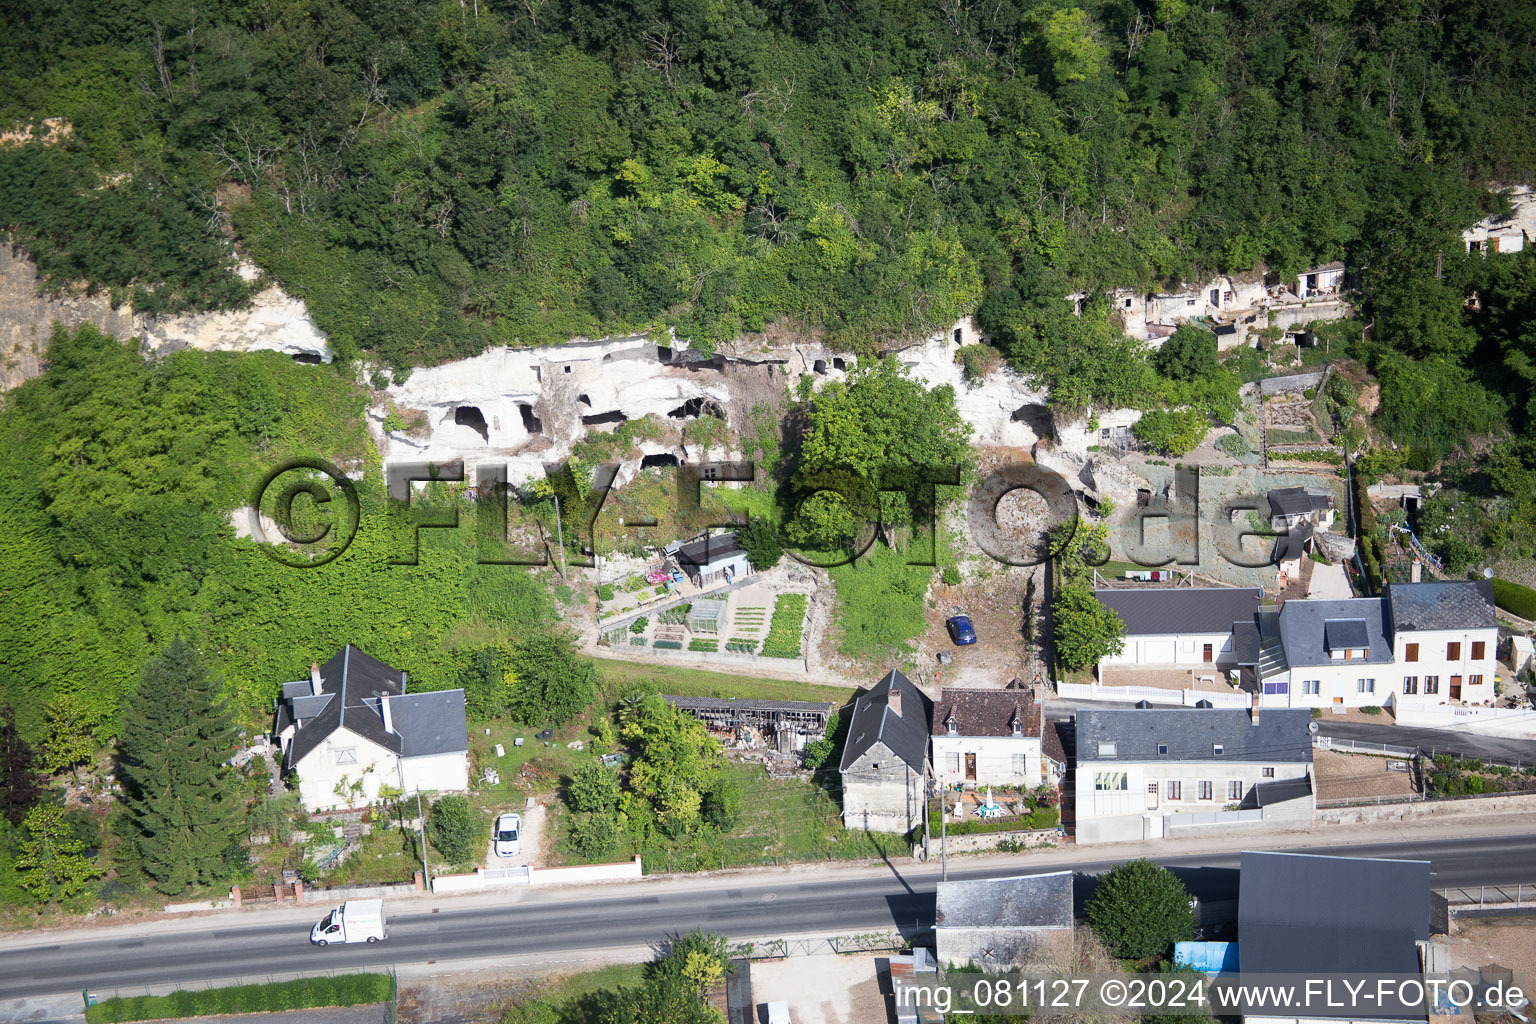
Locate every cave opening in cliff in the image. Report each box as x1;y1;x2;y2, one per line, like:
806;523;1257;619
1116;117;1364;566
656;346;673;362
454;405;490;442
832;357;848;371
666;397;724;421
1011;403;1053;438
812;359;827;375
289;352;324;365
578;394;593;407
582;410;627;427
640;453;680;470
518;403;543;435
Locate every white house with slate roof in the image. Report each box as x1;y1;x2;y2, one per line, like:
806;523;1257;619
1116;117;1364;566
276;645;470;812
1095;587;1264;674
1074;706;1314;843
935;871;1074;970
839;669;932;834
930;684;1064;789
1260;581;1499;708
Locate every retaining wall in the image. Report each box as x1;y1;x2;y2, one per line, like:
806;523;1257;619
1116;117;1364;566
1315;791;1536;826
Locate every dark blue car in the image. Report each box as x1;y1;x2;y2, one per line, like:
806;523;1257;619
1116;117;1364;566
946;614;977;646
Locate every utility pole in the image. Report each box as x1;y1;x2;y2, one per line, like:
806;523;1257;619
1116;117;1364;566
552;493;568;580
415;789;431;891
940;796;948;881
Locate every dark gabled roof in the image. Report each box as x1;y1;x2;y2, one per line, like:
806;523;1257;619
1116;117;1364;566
1042;719;1068;768
1386;581;1497;633
1076;708;1313;763
1239;852;1429;977
932;687;1040;739
675;532;745;569
283;646;466;766
936;872;1073;930
1324;618;1370;651
1231;620;1261;664
1279;597;1393;668
1274;521;1314;565
281;679;314;700
388;689;469;757
1093;587;1262;637
664;695;836;715
1267;486;1334;518
840;669;932;774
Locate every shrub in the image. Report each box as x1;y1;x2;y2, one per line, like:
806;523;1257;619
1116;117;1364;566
1303;388;1317;399
85;975;395;1023
428;794;483;864
1131;409;1210;456
739;517;783;571
1086;859;1197;960
630;616;649;635
596;584;616;602
941;565;962;586
1493;578;1536;621
1360;705;1382;714
957;343;1003;385
1216;432;1250;457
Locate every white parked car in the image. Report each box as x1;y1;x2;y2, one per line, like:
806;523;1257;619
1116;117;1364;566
494;812;522;858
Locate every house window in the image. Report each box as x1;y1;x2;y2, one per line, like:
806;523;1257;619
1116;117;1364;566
1212;744;1224;756
1229;781;1243;801
1470;674;1484;688
1262;767;1275;778
946;752;960;773
1125;298;1133;308
1303;680;1321;695
1012;754;1028;774
1185;299;1196;307
1357;678;1375;694
1157;743;1169;755
1344;649;1356;661
1167;781;1183;801
1263;680;1290;695
1095;772;1128;791
1405;643;1419;662
1472;641;1486;660
1403;677;1418;695
1425;676;1440;694
1198;781;1214;801
1448;642;1461;660
334;748;357;765
1097;742;1118;757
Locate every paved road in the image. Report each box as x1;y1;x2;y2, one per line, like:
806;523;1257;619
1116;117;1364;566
1044;697;1536;763
5;832;1534;1000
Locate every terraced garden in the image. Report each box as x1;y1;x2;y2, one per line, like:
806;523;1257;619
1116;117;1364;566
761;594;808;659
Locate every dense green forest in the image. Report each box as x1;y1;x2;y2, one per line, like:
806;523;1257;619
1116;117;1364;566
0;325;555;762
2;0;1532;369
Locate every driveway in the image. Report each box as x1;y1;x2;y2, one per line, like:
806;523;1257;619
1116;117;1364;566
482;801;548;871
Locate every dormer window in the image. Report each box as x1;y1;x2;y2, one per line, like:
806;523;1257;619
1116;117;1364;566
1213;743;1224;756
1158;743;1169;755
1011;713;1022;738
946;714;958;736
1097;742;1117;757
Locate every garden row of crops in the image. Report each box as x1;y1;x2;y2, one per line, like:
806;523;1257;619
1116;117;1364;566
760;594;808;659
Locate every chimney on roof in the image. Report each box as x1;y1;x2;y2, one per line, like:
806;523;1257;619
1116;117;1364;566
1411;558;1423;583
381;694;394;734
889;685;902;718
310;662;322;697
1250;694;1260;726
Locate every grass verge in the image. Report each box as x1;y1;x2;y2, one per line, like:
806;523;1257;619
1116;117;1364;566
85;974;393;1023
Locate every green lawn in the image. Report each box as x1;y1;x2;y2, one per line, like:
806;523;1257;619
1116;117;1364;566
590;657;861;707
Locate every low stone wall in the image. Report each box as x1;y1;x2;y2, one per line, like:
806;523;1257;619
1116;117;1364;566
1315;791;1536;826
302;881;419;903
934;829;1060;855
531;856;644;886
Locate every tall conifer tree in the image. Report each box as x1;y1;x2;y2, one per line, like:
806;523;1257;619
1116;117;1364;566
116;639;248;894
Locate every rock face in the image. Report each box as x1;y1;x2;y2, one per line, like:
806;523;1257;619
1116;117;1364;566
0;243;137;389
0;248;334;389
892;319;1050;449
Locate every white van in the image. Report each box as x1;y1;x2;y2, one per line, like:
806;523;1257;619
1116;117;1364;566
310;899;386;946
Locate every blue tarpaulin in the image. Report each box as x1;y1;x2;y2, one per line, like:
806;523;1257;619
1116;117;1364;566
1174;941;1239;974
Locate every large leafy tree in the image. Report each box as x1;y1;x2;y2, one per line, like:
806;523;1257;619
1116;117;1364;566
507;630;597;727
1086;859;1198;960
16;804;101;906
115;639;249;895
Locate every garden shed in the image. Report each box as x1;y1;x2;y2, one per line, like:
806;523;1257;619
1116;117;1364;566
686;597;729;635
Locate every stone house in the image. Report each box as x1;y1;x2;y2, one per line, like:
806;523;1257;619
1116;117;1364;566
839;669;932;834
929;683;1064;790
935;871;1074;970
276;645;470;813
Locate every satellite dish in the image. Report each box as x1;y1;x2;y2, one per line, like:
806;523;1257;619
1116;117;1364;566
1308;720;1320;735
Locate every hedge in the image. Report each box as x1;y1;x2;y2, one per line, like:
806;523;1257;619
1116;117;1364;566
653;639;683;649
1493;578;1536;621
86;974;393;1023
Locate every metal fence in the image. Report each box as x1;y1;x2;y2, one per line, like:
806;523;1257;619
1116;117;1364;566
1438;883;1536;912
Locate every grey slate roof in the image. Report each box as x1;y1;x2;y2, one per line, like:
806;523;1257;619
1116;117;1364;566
840;669;932;774
1268;487;1333;518
1231;620;1261;664
676;532;745;570
1093;587;1263;637
282;645;467;768
387;688;469;757
1278;597;1392;668
1324;618;1370;651
936;872;1073;930
1386;581;1497;633
1076;707;1313;763
1239;851;1429;977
